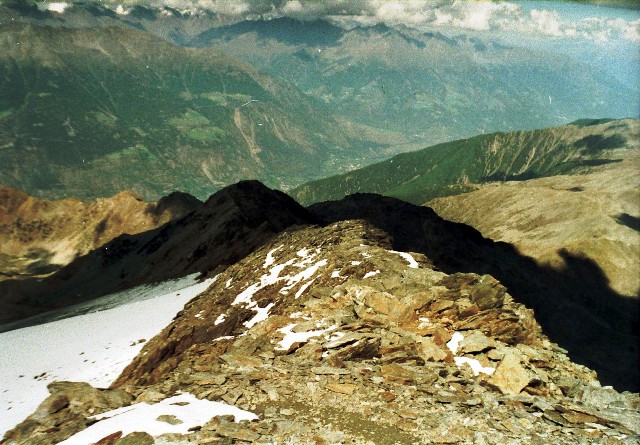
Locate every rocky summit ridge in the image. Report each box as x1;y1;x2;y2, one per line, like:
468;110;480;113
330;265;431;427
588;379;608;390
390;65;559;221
3;207;639;443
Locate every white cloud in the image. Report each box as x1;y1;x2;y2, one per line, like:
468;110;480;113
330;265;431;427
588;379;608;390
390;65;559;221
93;0;640;42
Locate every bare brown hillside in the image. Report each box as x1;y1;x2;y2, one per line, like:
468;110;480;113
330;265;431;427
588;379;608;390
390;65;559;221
429;151;640;297
0;186;200;280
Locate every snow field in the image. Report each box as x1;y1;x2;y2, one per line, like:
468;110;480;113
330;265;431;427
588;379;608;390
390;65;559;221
0;275;216;436
57;393;257;445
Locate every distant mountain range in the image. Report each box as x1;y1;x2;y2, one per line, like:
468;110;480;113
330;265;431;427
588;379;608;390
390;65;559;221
0;23;396;200
186;18;637;144
291;119;639;205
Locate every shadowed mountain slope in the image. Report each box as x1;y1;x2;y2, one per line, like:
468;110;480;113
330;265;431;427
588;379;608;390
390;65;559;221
5;219;640;444
309;194;639;392
1;181;636;391
0;181;313;326
0;185;200;281
428;152;640;297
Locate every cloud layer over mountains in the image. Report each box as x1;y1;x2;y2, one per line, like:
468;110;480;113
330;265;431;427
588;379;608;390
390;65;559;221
42;0;640;41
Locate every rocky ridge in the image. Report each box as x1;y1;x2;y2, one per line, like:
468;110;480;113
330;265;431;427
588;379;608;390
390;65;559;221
3;220;639;444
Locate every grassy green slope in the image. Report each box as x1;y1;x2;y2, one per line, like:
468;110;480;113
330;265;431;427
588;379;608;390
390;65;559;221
291;119;638;205
0;23;382;200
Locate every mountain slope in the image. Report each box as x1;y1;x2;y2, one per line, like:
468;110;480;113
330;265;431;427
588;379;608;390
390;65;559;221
291;119;639;205
0;23;391;200
0;181;313;327
0;185;200;281
429;154;640;297
1;180;636;391
188;18;638;144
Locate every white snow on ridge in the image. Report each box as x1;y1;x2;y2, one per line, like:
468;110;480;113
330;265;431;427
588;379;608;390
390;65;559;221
454;357;495;376
231;248;328;329
363;270;381;279
244;302;274;329
0;276;216;437
446;332;464;355
275;323;336;351
42;2;70;13
390;250;419;268
263;245;283;268
214;313;227;325
58;393;257;445
446;331;495;376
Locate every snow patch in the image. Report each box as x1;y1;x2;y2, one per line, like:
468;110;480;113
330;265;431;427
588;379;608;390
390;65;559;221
214;313;226;325
244;303;274;329
275;324;336;351
225;278;233;288
214;336;235;342
446;332;464;355
331;269;342;279
57;393;257;445
115;4;129;15
281;259;328;295
0;276;216;436
351;260;362;266
231;251;327;331
294;278;316;299
390;250;419;268
361;252;372;258
263;245;283;268
363;270;381;279
44;2;70;13
195;310;205;319
454;357;495;376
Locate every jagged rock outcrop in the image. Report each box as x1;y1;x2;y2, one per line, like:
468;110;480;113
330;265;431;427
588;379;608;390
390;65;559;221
0;181;312;327
0;186;200;281
4;220;638;445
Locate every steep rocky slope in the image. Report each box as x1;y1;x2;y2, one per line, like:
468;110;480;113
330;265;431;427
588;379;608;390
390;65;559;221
429;151;640;298
3;220;639;444
292;119;639;205
0;23;392;200
0;181;312;327
0;186;199;281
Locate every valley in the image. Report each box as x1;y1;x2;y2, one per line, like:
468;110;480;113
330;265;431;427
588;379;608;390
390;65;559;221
0;23;396;201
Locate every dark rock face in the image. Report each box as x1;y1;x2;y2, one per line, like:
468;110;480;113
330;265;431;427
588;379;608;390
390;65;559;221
4;219;639;445
0;181;313;327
